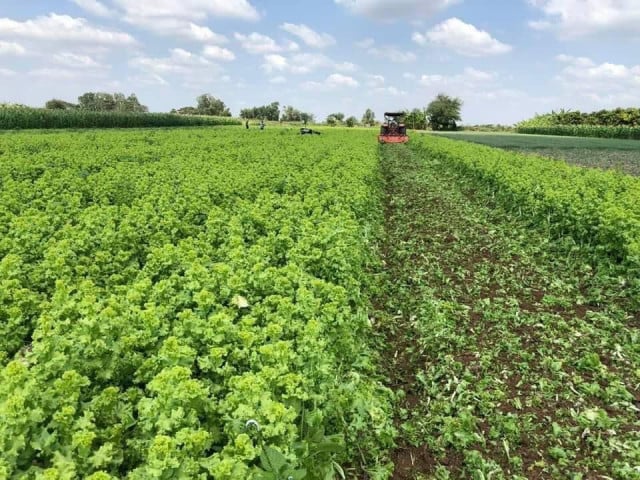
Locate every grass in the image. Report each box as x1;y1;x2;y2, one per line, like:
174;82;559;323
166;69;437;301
430;131;640;176
376;143;640;479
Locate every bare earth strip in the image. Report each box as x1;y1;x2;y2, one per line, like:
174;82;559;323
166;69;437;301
375;143;640;479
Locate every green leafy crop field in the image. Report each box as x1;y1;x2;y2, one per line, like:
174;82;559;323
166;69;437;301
0;127;394;479
1;128;639;479
431;131;640;176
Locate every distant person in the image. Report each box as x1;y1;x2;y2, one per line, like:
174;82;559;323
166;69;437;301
245;119;249;129
259;119;265;130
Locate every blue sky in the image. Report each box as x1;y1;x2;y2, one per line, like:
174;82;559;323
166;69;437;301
1;0;639;124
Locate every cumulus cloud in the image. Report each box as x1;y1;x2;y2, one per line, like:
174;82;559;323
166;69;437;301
414;18;512;56
235;32;299;54
419;67;500;91
202;45;236;61
113;0;260;22
53;52;102;68
555;54;640;103
0;40;26;56
0;13;135;46
365;74;385;87
280;23;335;48
335;0;460;20
302;73;359;90
70;0;113;17
262;52;353;75
112;0;254;42
130;47;225;86
357;39;417;62
528;0;640;37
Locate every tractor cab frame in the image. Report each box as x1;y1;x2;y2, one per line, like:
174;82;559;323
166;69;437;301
378;112;409;144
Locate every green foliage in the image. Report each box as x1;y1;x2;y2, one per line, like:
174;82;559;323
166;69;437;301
77;92;148;113
45;99;77;110
195;94;232;116
240;102;280;121
0;108;240;129
413;134;640;268
517;108;640;139
361;108;376;127
517;125;640;140
345;116;357;127
426;93;462;131
279;106;314;123
0;128;394;478
404;108;427;130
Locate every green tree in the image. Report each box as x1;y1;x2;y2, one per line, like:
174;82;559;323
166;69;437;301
300;112;314;124
361;108;375;126
45;99;77;110
426;93;462;131
240;102;280;121
405;108;427;130
345;116;357;127
196;94;231;116
329;112;345;123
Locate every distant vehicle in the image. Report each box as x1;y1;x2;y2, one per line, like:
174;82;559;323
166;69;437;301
378;112;409;144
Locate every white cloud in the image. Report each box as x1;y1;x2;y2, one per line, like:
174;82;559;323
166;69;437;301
53;52;102;68
114;0;254;42
0;68;16;76
28;67;106;80
335;61;358;72
326;73;358;87
0;40;25;56
555;54;640;101
528;0;640;37
203;45;236;61
269;76;287;84
302;73;359;90
185;23;227;43
235;32;299;54
280;23;335;48
403;72;417;80
70;0;113;17
414;18;512;56
357;38;417;62
262;52;352;75
365;74;385;87
130;48;222;86
371;86;407;96
113;0;260;22
335;0;460;20
419;67;497;89
0;13;136;46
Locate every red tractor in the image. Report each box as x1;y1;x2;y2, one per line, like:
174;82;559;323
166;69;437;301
378;112;409;144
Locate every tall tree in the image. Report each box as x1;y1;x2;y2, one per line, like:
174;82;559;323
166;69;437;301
345;116;357;127
361;108;376;126
196;94;231;116
426;93;462;131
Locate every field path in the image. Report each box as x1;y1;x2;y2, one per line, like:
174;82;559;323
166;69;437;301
375;143;640;479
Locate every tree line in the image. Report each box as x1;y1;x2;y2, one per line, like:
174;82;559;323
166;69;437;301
38;91;464;129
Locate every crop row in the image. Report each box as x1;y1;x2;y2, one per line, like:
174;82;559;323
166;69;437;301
517;125;640;140
0;128;394;479
412;134;640;271
0;108;241;130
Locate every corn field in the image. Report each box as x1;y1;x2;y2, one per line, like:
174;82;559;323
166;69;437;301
0;108;241;130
